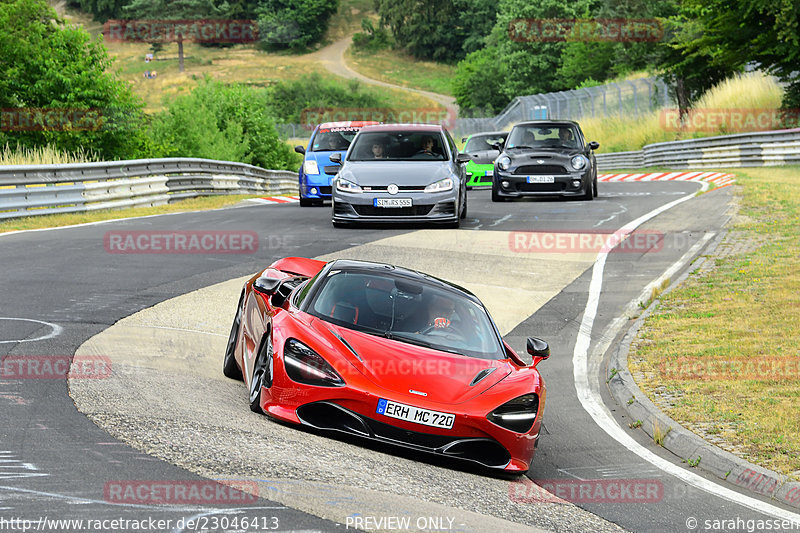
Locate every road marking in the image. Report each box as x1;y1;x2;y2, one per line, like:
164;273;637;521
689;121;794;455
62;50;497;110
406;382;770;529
573;184;800;521
0;318;62;344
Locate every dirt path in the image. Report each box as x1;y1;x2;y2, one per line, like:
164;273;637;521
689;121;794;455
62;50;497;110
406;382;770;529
311;36;457;112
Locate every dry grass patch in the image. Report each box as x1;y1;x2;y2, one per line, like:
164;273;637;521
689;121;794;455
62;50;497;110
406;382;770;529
629;166;800;476
346;48;456;96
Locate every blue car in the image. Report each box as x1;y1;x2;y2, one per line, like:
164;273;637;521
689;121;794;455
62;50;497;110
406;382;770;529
294;121;379;206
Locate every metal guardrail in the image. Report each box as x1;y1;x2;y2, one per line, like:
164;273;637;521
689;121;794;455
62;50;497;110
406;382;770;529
0;158;297;220
596;128;800;171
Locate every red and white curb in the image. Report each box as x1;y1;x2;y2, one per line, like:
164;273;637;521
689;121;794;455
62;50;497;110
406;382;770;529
599;171;736;188
247;195;300;205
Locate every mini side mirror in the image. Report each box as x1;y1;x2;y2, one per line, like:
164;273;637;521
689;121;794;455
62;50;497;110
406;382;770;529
329;153;342;164
456;153;472;163
588;141;599;151
294;145;306;155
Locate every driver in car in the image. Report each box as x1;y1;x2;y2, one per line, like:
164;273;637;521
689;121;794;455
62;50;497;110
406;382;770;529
558;128;577;147
416;136;437;156
426;294;456;330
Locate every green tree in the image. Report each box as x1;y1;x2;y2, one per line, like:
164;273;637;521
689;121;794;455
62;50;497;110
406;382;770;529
256;0;339;50
0;0;149;159
123;0;226;72
676;0;800;109
451;47;506;113
66;0;128;22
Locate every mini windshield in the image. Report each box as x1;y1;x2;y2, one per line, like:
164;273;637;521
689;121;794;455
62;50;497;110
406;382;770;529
507;125;580;149
464;134;507;153
311;127;360;152
349;131;448;161
306;269;504;360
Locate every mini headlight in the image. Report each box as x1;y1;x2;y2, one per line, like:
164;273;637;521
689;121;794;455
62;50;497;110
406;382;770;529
571;155;587;170
283;339;345;387
497;155;512;171
336;178;362;193
303;160;319;175
424;177;454;193
487;393;539;433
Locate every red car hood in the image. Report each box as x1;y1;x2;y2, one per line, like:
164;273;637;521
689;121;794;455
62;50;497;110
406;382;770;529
313;319;511;405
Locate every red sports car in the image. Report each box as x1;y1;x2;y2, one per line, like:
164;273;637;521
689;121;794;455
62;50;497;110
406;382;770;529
223;257;549;473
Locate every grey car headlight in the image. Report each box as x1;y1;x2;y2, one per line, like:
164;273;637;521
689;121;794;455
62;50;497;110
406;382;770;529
424;177;454;193
497;155;512;171
571;155;587;170
336;178;362;193
303;160;319;175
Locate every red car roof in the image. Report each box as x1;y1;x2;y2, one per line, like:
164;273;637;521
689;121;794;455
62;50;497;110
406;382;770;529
318;121;381;129
357;123;445;133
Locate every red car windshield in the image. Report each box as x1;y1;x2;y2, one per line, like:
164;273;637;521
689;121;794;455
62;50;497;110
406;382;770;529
306;270;505;360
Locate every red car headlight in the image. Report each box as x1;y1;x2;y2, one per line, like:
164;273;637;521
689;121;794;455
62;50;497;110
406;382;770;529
487;393;539;433
283;339;345;387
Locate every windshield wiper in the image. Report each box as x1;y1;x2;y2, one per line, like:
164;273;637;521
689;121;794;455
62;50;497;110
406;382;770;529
383;332;465;356
507;145;534;150
383;331;433;349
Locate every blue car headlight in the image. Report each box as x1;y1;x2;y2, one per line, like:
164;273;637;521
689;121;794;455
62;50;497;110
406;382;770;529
303;160;319;175
424;177;454;193
283;339;345;387
336;178;362;194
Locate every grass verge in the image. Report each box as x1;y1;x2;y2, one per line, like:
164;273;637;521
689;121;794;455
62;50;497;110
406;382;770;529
346;48;456;96
582;72;785;153
0;195;269;233
629;165;800;477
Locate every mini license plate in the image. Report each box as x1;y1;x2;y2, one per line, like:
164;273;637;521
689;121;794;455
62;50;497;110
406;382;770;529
374;198;412;208
527;175;555;183
376;398;455;429
484;170;493;176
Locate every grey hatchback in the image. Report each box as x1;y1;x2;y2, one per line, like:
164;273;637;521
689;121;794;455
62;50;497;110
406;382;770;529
330;124;471;227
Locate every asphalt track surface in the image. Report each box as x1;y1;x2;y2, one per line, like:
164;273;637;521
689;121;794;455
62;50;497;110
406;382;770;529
2;183;800;532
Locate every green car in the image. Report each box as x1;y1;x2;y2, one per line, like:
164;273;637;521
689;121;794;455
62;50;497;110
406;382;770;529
462;131;509;187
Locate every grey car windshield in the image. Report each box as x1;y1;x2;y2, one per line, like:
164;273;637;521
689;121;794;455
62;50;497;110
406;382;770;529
507;125;580;149
349;131;448;161
307;270;504;360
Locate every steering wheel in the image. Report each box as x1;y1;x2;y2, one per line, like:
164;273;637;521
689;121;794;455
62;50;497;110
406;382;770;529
419;321;468;340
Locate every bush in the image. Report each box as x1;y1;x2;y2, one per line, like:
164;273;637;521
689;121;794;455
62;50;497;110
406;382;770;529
149;78;299;170
352;19;392;52
265;73;392;123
